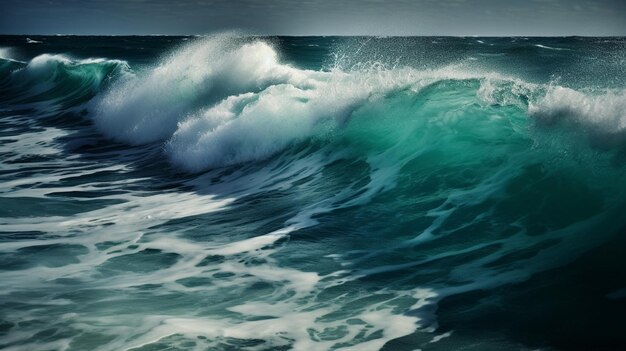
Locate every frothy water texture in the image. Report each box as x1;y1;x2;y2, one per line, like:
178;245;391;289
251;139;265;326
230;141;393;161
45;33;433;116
1;34;626;350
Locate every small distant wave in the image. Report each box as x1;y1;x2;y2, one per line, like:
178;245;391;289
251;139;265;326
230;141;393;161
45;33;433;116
534;44;568;51
26;37;42;44
0;53;131;109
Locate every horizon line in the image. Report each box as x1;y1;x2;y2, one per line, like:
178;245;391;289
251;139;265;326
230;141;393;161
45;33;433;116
1;33;625;38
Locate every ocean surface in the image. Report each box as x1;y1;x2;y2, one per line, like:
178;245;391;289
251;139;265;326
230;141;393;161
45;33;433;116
1;35;626;351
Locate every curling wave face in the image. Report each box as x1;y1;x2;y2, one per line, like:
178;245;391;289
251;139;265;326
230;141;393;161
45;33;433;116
0;54;129;112
1;35;626;351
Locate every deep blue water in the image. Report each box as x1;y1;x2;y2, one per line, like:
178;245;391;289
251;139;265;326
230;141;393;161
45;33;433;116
1;35;626;350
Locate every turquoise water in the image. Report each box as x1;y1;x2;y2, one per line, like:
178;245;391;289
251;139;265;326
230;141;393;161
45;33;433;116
1;35;626;350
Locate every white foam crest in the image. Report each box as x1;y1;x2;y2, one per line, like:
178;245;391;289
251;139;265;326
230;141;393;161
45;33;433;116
166;78;370;171
529;86;626;132
166;62;494;171
0;47;15;61
90;36;311;144
476;76;538;106
23;54;128;73
534;44;569;51
24;53;73;72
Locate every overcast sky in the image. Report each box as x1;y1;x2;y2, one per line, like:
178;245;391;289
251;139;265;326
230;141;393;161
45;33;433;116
0;0;624;36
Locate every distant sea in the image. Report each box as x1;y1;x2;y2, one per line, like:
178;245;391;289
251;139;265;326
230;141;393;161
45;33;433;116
1;35;626;350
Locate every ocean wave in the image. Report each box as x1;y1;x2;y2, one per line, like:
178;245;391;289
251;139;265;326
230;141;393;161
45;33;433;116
86;37;496;171
0;53;130;109
4;36;626;172
103;34;624;171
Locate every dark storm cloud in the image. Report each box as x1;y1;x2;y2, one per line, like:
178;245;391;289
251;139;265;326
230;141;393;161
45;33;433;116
0;0;624;35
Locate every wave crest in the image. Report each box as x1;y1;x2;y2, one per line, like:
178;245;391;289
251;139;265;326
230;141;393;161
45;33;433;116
0;53;129;108
23;35;622;172
529;86;626;133
90;37;312;144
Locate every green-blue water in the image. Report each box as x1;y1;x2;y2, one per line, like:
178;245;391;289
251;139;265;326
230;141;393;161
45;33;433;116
1;35;626;350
